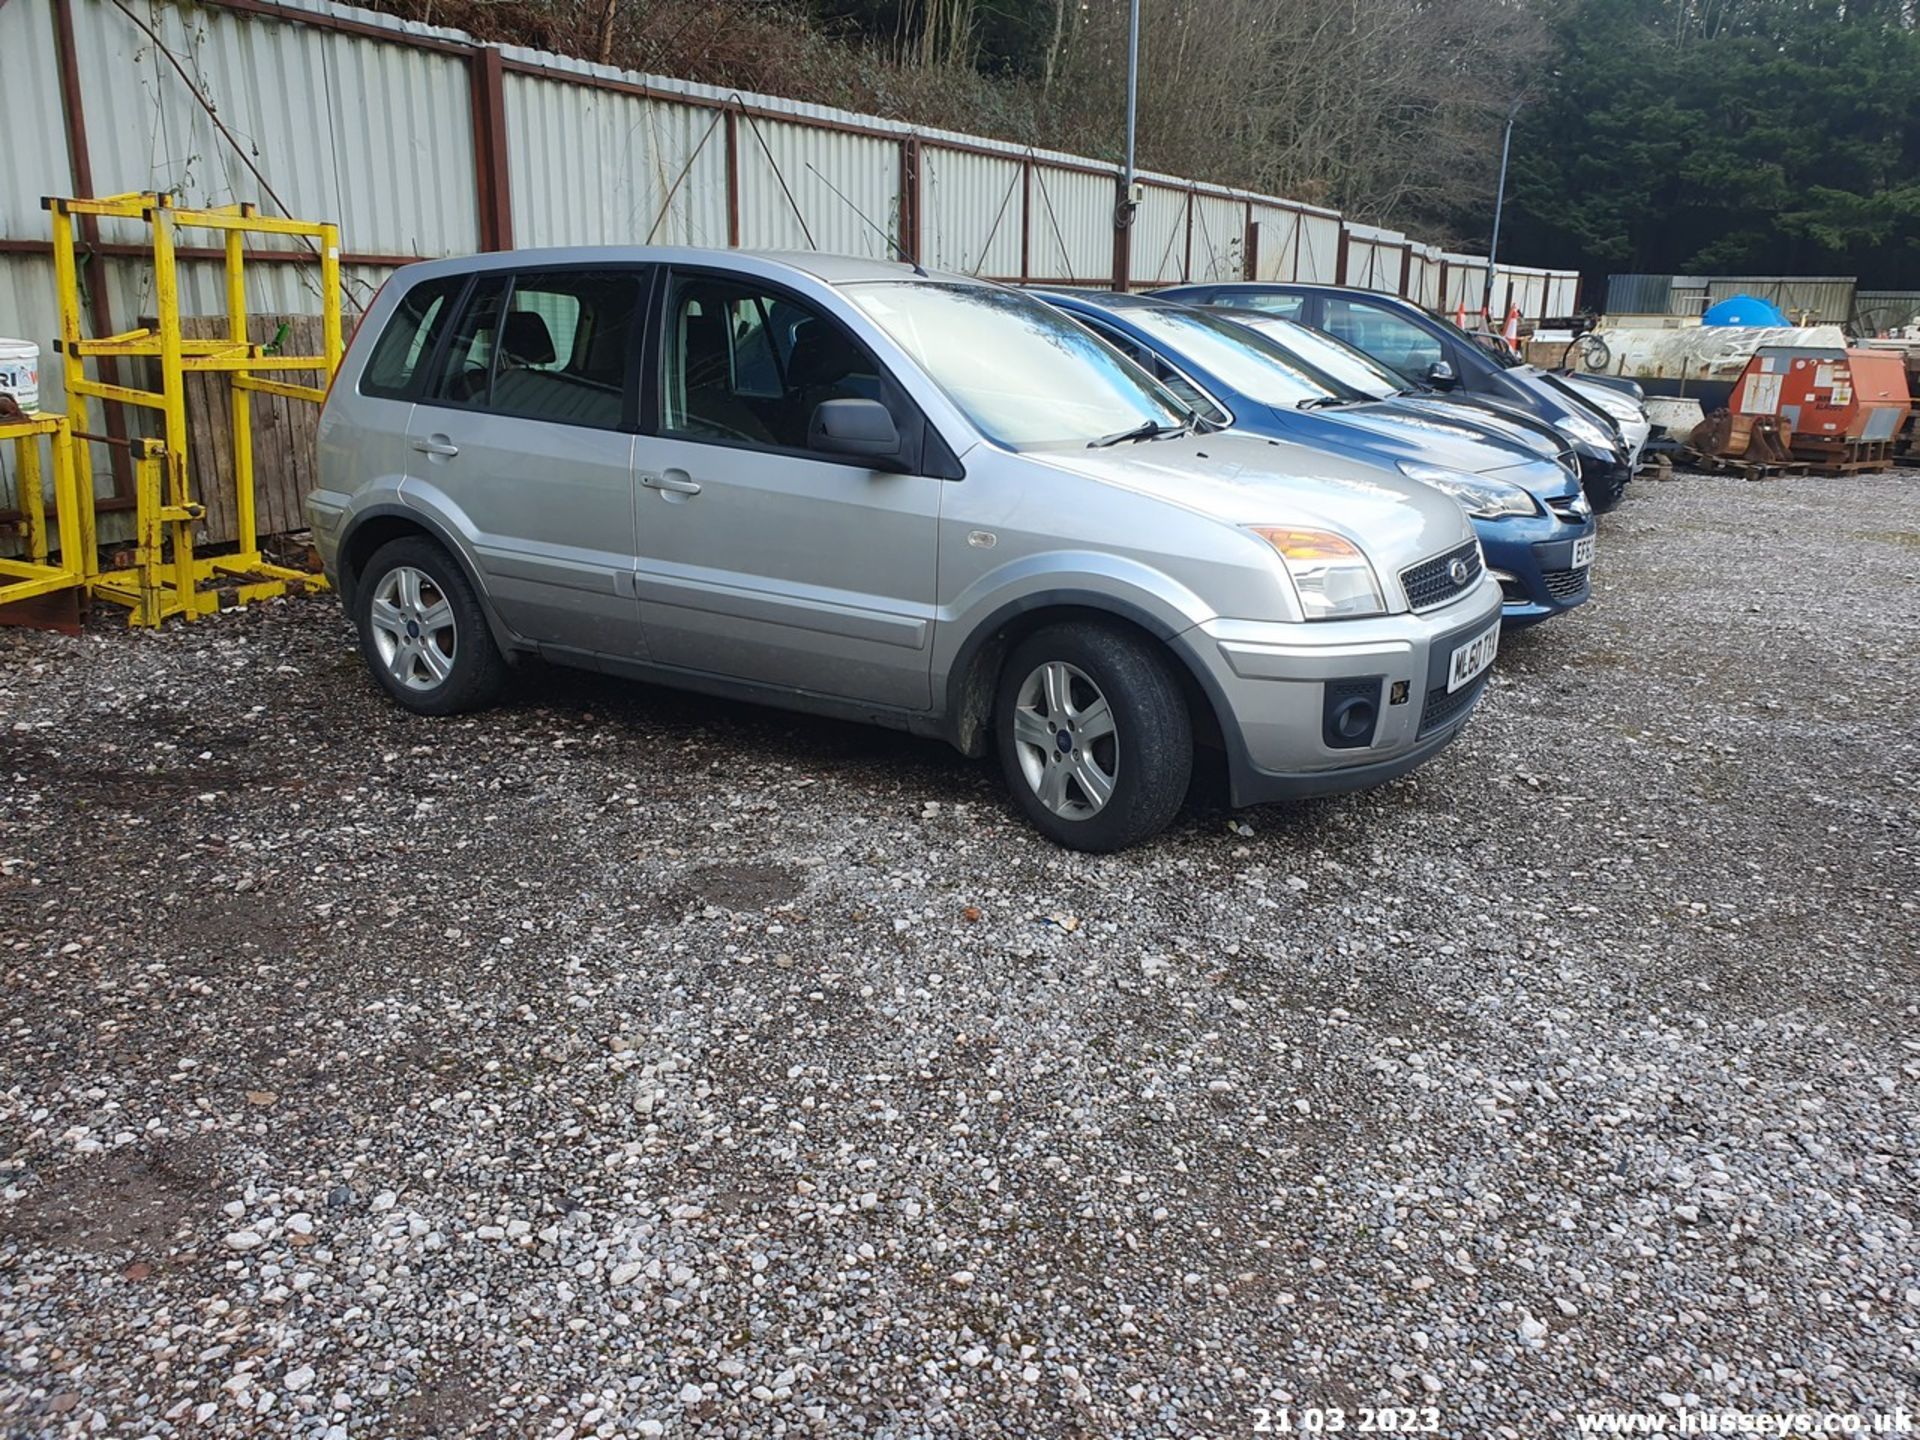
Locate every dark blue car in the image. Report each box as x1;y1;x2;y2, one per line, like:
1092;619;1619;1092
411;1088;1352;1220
1038;290;1597;628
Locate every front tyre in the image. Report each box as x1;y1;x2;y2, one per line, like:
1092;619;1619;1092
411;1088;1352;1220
994;623;1193;852
354;536;507;716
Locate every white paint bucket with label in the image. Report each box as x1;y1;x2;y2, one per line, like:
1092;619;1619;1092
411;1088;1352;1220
0;339;39;414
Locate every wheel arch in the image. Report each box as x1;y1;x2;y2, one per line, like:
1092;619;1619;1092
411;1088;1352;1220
335;505;521;657
938;592;1229;760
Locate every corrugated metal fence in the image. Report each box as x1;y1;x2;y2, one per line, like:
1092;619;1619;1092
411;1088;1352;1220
2;0;1581;507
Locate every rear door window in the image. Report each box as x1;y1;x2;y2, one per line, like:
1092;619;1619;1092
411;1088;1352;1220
425;270;643;430
1321;298;1444;380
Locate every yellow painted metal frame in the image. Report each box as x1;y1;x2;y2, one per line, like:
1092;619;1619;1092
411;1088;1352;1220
0;411;87;608
49;190;340;626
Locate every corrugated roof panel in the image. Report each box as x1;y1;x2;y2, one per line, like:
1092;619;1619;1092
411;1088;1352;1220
737;120;899;258
1703;277;1854;325
65;0;477;255
1188;193;1244;283
1026;165;1113;285
505;73;728;249
919;146;1024;278
1297;214;1341;283
0;0;75;240
1248;204;1299;281
1130;185;1188;286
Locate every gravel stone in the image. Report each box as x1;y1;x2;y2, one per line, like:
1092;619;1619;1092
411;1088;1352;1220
1;473;1916;1436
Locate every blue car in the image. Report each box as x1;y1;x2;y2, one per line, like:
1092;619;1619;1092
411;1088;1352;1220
1036;290;1597;629
1153;281;1635;512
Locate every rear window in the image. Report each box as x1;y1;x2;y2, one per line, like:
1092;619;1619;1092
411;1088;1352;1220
360;274;466;399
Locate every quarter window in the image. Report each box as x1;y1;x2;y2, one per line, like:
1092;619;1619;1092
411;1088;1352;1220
360;274;465;399
660;274;884;451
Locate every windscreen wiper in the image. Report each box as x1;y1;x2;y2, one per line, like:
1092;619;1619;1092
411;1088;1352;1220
1296;395;1355;410
1088;419;1186;448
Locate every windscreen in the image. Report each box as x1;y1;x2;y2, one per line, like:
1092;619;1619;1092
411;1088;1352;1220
1226;314;1406;400
1122;306;1351;407
843;282;1189;450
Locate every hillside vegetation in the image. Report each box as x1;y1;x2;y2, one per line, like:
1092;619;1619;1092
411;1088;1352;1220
370;0;1920;283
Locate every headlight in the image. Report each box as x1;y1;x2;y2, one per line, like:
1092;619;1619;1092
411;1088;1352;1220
1560;414;1616;453
1249;526;1386;620
1397;462;1539;519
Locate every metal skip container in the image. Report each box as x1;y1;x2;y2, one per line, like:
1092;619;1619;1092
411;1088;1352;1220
0;339;39;413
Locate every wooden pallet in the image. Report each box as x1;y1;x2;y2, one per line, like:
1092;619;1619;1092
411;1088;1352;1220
1792;436;1897;476
1683;452;1808;481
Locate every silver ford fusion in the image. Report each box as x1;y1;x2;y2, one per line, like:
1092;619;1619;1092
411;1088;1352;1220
308;249;1501;850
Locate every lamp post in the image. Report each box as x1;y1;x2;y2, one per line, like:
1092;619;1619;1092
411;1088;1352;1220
1124;0;1140;190
1482;91;1525;320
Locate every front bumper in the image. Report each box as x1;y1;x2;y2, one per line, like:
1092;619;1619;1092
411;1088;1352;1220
1480;511;1596;629
1576;452;1633;510
1173;576;1503;808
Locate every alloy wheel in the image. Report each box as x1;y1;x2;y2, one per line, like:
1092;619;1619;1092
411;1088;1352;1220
368;565;457;691
1010;660;1119;819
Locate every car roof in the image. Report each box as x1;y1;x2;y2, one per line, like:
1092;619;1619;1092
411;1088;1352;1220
1034;288;1180;311
1177;281;1416;301
389;245;990;290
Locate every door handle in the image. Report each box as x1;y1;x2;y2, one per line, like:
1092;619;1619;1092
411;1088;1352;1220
641;471;702;496
410;435;460;459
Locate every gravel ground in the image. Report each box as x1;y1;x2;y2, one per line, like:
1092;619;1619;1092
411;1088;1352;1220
2;470;1916;1440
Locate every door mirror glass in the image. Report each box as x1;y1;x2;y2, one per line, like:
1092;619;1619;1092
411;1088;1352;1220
1426;359;1458;390
810;397;901;464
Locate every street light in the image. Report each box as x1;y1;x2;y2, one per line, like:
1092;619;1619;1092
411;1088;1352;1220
1482;72;1558;319
1482;91;1526;319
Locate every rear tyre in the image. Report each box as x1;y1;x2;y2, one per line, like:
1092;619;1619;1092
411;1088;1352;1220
354;536;507;716
994;623;1193;852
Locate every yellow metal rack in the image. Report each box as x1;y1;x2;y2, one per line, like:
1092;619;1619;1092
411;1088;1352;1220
0;410;88;613
49;191;341;626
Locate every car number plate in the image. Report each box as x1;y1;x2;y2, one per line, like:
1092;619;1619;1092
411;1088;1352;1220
1447;623;1500;693
1572;535;1596;569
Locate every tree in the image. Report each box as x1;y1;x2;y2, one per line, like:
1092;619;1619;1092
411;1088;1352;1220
1501;0;1920;289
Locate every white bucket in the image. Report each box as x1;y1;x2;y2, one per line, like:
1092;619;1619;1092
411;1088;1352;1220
0;338;39;414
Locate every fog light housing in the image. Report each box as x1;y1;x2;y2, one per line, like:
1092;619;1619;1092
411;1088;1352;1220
1322;677;1383;750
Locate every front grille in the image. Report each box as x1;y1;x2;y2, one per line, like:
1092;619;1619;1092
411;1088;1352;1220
1542;566;1590;602
1399;540;1483;612
1417;672;1491;738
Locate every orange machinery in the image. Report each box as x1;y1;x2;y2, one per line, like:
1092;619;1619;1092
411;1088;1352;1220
1731;344;1911;443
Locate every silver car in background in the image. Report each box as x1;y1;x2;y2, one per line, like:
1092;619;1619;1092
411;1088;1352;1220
309;250;1501;850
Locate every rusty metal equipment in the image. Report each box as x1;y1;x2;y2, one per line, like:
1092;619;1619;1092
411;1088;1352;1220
48;191;339;626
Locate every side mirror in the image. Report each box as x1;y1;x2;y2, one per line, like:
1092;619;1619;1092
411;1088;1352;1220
810;398;903;467
1426;360;1458;390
